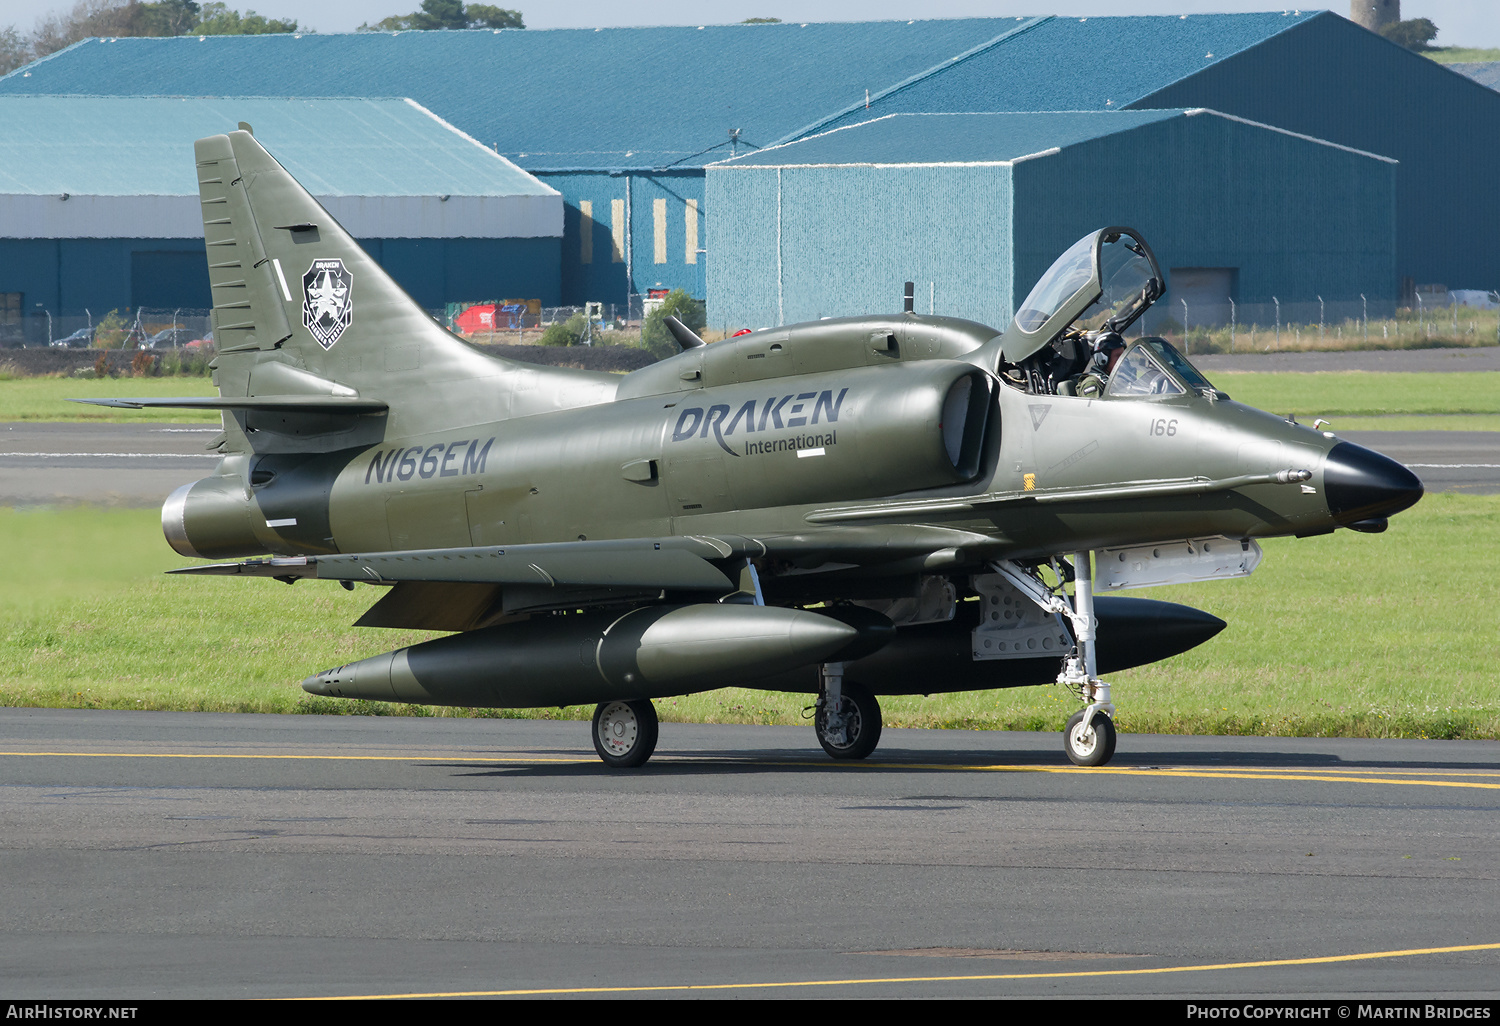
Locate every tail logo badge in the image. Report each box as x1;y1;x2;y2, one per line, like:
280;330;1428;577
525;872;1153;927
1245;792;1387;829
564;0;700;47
303;258;353;349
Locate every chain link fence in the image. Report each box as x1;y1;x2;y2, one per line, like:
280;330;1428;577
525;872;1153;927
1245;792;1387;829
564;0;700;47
0;308;213;349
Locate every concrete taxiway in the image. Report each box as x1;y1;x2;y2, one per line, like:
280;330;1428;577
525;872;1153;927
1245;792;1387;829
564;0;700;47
1;709;1496;999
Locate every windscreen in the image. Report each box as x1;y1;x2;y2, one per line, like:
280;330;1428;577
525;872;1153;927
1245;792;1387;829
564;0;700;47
1106;340;1217;398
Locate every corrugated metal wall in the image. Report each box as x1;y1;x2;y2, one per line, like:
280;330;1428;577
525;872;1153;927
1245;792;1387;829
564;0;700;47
1138;14;1498;291
707;112;1394;333
1011;113;1396;309
541;171;706;308
707;164;1014;332
2;237;561;316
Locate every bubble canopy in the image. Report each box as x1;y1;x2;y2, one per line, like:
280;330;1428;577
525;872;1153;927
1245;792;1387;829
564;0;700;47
999;228;1162;364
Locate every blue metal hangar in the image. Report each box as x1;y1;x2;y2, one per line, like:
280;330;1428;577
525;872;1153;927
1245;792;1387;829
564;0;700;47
0;95;561;318
1;11;1495;309
706;110;1397;332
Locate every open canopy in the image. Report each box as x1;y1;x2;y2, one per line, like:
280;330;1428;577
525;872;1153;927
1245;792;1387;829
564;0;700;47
999;228;1162;364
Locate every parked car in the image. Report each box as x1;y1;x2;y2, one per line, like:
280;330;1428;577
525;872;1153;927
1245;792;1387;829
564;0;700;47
143;327;194;349
50;327;95;348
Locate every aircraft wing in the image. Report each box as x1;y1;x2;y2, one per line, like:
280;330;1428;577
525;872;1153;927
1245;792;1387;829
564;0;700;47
170;527;1006;631
171;525;1007;587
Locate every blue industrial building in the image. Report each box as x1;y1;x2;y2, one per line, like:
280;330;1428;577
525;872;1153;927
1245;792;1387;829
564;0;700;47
707;110;1397;331
1;13;1494;312
0;95;561;330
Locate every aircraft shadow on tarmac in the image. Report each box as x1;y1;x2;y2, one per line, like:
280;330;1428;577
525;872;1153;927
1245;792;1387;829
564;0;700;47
419;744;1500;779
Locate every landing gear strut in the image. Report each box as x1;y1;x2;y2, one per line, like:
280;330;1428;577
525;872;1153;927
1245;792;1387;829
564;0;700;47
592;698;659;768
814;662;882;760
993;551;1118;766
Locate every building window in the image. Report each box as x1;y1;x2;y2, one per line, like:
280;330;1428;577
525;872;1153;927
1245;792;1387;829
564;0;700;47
685;200;698;265
610;199;626;263
653;198;668;265
0;293;20;326
579;201;594;265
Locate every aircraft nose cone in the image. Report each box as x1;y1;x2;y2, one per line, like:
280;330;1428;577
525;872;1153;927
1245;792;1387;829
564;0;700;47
1323;441;1423;525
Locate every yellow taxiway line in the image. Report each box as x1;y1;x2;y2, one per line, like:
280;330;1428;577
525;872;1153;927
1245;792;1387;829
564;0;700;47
2;750;1498;789
302;940;1500;999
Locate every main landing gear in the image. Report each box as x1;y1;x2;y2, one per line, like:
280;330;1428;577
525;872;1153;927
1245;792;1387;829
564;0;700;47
592;698;659;768
814;662;882;760
994;551;1118;767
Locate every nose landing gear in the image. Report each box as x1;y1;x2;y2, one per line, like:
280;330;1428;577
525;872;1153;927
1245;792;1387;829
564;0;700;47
993;551;1119;767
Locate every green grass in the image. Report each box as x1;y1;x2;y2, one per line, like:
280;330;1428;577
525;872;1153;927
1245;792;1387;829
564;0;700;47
7;368;1500;427
1321;414;1500;432
1213;371;1500;418
0;377;219;423
1427;47;1500;63
2;498;1496;738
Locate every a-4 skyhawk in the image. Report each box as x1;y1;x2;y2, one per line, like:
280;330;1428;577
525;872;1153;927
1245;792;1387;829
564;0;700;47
85;128;1422;768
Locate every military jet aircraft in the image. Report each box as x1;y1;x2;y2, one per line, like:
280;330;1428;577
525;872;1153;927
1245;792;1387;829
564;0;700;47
83;129;1422;769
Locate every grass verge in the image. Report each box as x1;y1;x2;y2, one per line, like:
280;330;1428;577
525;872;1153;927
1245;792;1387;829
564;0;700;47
1212;371;1500;418
0;377;219;423
7;370;1500;426
2;497;1495;738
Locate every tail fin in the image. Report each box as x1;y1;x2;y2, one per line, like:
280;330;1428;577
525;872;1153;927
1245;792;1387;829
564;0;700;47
194;129;615;446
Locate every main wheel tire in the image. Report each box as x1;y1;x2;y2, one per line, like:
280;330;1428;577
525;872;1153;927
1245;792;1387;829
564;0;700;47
592;699;659;769
1064;710;1116;767
814;681;882;761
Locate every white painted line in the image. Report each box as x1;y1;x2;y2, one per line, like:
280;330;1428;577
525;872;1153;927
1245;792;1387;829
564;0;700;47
1406;463;1500;468
797;447;826;458
271;257;293;302
0;452;219;459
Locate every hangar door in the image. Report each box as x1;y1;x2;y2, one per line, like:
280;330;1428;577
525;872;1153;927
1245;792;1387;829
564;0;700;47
1168;267;1237;328
131;250;212;310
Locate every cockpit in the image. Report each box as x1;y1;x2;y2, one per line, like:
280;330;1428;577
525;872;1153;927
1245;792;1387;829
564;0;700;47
996;228;1227;402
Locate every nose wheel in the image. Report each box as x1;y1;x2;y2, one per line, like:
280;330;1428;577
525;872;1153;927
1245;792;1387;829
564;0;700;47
592;698;659;769
1064;710;1116;767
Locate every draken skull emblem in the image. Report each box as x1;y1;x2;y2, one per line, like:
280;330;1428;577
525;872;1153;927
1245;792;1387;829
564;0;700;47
302;258;353;349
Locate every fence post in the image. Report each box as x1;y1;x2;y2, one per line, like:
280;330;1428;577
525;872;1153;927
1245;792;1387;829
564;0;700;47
1181;298;1189;352
1318;295;1324;343
1229;297;1236;351
1273;297;1280;350
1361;294;1367;343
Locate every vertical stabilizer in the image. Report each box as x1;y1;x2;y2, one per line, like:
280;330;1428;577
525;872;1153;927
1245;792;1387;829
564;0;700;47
194;130;616;446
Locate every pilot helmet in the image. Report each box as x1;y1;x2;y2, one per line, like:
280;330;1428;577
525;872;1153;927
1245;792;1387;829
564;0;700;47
1091;332;1127;374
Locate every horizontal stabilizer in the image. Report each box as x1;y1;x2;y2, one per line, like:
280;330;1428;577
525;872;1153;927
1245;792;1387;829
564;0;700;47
70;396;388;414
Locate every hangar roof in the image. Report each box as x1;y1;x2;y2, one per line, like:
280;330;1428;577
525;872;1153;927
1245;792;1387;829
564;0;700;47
719;110;1183;167
0;14;1320;171
716;109;1397;169
0;94;551;197
0;95;559;239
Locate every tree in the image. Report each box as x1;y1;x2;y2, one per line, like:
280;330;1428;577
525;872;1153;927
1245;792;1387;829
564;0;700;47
8;0;297;70
465;5;523;29
195;3;298;34
1381;18;1438;51
0;26;29;75
134;1;201;37
359;2;523;32
640;289;707;359
740;18;781;24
